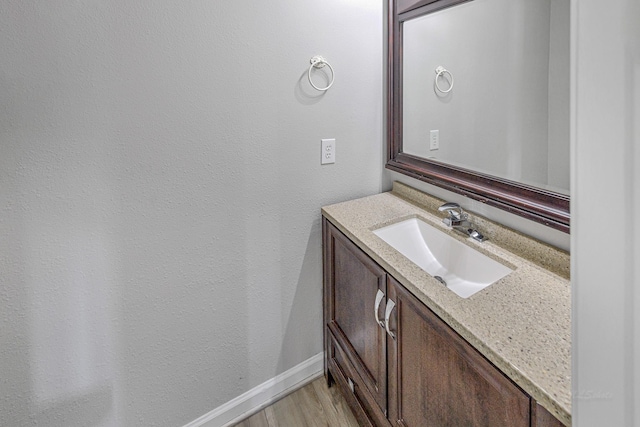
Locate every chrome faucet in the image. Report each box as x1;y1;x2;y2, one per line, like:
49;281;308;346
438;202;468;227
438;202;487;242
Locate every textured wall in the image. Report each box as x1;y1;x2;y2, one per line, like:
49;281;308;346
0;1;384;425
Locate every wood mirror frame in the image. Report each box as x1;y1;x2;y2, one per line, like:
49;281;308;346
386;0;570;233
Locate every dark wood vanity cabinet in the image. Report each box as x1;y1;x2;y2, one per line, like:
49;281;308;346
322;217;566;427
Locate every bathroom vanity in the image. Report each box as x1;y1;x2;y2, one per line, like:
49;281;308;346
322;183;570;427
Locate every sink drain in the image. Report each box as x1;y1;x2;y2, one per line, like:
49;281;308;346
434;276;447;287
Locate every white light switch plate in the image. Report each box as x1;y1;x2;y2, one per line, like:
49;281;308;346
321;139;335;164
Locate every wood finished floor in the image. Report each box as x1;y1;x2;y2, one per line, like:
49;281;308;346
232;377;359;427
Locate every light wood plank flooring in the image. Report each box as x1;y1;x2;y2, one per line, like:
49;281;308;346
232;377;359;427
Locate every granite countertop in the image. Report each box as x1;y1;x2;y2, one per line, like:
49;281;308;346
322;183;571;426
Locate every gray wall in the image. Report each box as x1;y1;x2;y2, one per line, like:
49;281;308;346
572;0;640;425
0;1;384;425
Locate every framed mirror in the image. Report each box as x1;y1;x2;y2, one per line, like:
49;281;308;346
387;0;570;233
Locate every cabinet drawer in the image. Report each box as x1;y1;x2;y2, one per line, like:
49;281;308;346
328;330;391;427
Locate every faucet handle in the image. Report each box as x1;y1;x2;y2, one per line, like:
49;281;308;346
438;202;467;220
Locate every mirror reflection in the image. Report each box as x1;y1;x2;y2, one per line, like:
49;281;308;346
402;0;570;195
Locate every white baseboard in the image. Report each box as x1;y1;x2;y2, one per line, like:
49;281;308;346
183;352;324;427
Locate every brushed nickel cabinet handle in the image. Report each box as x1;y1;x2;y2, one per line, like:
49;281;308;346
374;289;385;328
384;298;396;339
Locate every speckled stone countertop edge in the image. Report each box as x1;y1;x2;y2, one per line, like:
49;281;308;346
321;188;571;426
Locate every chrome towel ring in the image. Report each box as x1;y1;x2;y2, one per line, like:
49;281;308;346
308;55;335;91
434;66;454;93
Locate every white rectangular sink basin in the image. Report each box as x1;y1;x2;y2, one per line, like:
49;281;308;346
373;218;513;298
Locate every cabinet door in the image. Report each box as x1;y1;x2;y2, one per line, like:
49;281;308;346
386;276;530;427
532;403;566;427
323;219;387;414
